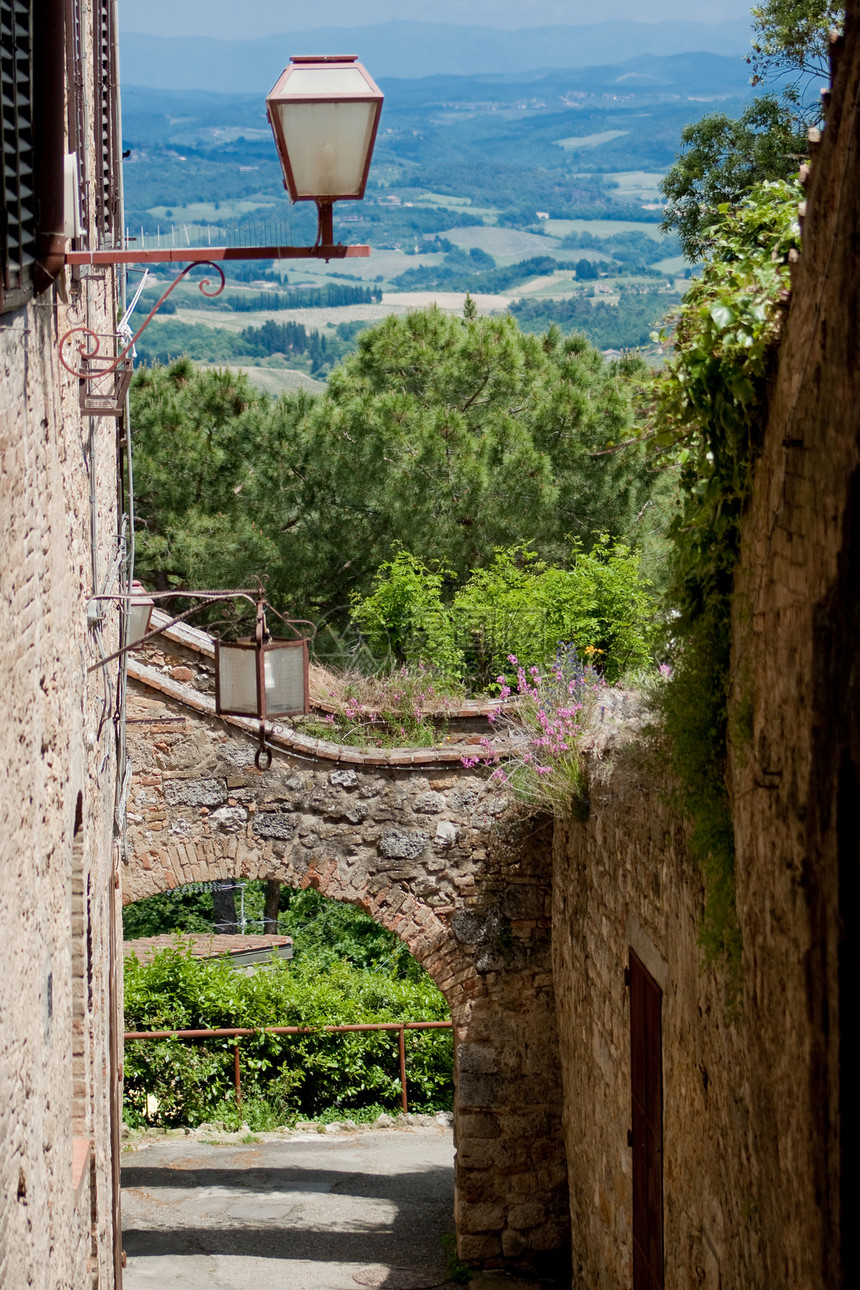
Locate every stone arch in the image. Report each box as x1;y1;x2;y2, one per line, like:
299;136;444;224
124;668;570;1278
125;803;479;1021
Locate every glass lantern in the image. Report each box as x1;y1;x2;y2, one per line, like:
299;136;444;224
215;637;309;720
266;56;384;203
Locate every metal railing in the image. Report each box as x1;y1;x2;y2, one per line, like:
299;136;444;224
124;1020;453;1114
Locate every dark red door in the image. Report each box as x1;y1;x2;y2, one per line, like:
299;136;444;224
629;949;663;1290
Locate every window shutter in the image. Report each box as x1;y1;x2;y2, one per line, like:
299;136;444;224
65;0;89;244
93;0;119;244
1;0;36;312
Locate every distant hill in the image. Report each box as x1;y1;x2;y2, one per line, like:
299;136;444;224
120;18;753;91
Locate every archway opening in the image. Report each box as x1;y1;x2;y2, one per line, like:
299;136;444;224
121;882;454;1132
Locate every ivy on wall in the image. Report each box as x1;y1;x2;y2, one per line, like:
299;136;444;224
649;179;802;979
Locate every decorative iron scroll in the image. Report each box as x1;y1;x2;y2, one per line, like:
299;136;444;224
58;260;226;380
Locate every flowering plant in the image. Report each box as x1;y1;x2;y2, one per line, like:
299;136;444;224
463;645;603;818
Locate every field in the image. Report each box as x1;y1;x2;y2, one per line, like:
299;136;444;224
555;129;630;150
541;217;667;241
169;291;513;334
120;50;740;370
196;364;326;395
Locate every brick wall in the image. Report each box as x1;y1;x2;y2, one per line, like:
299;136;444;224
0;5;123;1282
551;18;860;1288
553;748;750;1288
727;17;860;1285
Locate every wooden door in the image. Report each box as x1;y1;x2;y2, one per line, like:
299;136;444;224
629;949;663;1290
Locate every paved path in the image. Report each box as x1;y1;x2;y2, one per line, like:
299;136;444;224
122;1127;457;1290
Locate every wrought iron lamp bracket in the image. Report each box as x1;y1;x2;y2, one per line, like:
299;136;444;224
59;262;226;409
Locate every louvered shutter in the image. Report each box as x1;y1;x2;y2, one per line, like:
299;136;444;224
1;0;36;311
65;0;88;243
93;0;119;244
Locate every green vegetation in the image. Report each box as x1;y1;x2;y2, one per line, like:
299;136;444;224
748;0;841;104
512;290;678;350
123;945;452;1127
135;317;367;375
177;282;383;312
480;645;601;821
130;311;654;625
661;0;835;260
659;97;806;260
351;541;653;691
125;883;426;978
559;227;680;266
650;179;800;981
123;885;453;1127
391;252;577;293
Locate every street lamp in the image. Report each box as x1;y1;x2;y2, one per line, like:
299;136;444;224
90;590;313;769
215;603;309;725
266;56;384;246
60;55;384;407
126;580;154;644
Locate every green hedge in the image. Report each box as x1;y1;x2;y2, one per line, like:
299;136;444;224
123;946;452;1128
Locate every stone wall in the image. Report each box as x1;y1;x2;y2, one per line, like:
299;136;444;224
124;668;570;1276
0;5;124;1285
552;19;860;1288
727;15;860;1285
553;745;754;1289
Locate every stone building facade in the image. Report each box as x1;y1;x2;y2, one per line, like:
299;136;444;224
1;2;126;1286
124;622;570;1277
551;15;860;1290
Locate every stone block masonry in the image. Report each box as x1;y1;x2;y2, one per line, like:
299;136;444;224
553;749;747;1289
125;672;570;1278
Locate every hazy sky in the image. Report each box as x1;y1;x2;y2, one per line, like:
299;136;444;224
118;0;755;37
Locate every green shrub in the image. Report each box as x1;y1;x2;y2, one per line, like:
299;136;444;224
650;178;801;985
349;540;654;692
349;548;464;678
452;539;653;687
123;945;452;1127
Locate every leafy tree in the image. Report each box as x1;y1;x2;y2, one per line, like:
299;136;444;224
130;312;652;625
512;290;677;350
124;883;428;981
130;360;284;600
576;258;599;280
123;886;216;938
660;96;806;260
661;0;836;260
281;311;648;612
748;0;842;92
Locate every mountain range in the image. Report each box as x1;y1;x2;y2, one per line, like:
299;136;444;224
120;18;754;90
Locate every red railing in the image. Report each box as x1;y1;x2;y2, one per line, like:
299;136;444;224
123;1020;453;1113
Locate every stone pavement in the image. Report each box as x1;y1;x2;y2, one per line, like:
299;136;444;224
122;1126;451;1290
121;1126;553;1290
